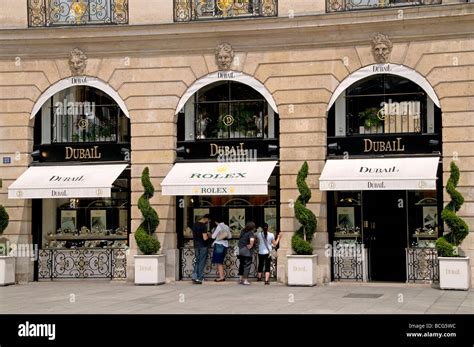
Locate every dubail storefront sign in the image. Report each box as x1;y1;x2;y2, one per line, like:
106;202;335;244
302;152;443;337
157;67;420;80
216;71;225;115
319;157;439;191
8;164;127;199
65;146;102;160
209;143;257;162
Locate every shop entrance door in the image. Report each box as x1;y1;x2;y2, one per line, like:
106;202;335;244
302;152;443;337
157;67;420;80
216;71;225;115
363;191;407;282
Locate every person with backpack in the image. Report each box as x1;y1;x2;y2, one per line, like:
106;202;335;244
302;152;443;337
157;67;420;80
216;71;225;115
210;216;232;282
237;221;256;285
256;223;282;285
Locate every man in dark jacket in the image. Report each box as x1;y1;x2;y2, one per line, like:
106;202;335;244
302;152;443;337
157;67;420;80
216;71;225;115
191;214;210;284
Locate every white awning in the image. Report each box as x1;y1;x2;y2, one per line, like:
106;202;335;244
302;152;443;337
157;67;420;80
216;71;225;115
319;157;439;191
8;164;128;199
161;161;277;196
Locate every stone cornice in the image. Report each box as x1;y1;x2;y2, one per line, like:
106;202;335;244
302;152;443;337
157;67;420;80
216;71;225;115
0;4;473;58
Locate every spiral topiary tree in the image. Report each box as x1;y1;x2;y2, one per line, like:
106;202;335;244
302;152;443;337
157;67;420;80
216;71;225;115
291;161;317;255
0;205;8;235
436;161;469;257
135;167;161;255
0;205;9;256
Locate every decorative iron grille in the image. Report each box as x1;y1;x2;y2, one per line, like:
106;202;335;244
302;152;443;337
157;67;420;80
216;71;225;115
38;248;127;280
174;0;277;22
332;241;367;281
327;0;442;12
181;240;277;279
28;0;128;27
406;247;439;283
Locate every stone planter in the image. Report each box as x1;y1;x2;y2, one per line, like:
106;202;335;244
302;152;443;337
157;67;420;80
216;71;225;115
438;256;470;290
0;256;15;286
287;254;318;286
134;255;165;285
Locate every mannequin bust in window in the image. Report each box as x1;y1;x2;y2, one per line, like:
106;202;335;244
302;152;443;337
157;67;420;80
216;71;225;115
196;113;211;139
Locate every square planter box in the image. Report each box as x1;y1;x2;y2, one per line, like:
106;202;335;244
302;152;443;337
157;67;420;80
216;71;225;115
439;257;471;290
0;256;15;286
134;255;165;285
287;254;318;286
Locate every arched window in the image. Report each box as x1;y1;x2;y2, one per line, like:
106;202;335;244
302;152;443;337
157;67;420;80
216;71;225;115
34;86;130;146
328;74;441;137
179;81;277;141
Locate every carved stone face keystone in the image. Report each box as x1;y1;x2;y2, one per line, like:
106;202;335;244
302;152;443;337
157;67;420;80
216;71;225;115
215;43;234;71
372;33;393;64
69;48;88;76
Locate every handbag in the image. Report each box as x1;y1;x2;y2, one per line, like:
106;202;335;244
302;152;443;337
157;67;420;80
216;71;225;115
239;246;251;257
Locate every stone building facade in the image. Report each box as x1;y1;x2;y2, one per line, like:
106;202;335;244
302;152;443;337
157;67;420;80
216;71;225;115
0;1;473;286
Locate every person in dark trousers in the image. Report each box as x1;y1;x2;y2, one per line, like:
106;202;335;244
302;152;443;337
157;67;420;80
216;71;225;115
238;221;256;285
191;214;210;284
210;216;232;282
256;223;281;285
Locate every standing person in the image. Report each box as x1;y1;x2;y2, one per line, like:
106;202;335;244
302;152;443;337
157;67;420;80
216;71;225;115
256;223;282;285
191;214;210;284
238;221;256;285
210;217;232;282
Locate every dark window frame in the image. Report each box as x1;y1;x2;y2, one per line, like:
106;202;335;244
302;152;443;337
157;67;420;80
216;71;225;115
174;0;277;22
28;0;129;27
326;0;442;13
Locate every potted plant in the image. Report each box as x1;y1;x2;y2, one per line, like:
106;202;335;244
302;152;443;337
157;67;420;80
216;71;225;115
287;161;318;286
436;161;471;290
0;205;15;286
134;167;165;285
359;107;383;134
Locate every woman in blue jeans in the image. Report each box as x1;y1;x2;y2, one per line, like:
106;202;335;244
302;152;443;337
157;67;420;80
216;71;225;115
210;217;232;282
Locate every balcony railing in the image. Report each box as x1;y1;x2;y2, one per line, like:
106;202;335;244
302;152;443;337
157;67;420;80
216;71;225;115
327;0;442;12
174;0;277;22
28;0;128;27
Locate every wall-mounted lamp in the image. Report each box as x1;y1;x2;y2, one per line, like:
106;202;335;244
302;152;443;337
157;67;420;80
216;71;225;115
328;142;340;154
267;144;278;158
176;146;190;157
268;144;278;152
31;150;46;161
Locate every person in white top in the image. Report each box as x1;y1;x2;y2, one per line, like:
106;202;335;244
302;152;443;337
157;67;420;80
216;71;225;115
256;223;281;285
210;217;232;282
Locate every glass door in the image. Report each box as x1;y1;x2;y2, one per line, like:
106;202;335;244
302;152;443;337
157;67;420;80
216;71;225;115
363;191;408;282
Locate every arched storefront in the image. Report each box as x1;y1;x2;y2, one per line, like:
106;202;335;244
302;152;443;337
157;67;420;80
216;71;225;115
8;79;131;280
162;72;280;280
320;64;442;283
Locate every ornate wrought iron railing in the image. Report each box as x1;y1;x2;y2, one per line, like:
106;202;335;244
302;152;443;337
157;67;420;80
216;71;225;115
327;0;442;12
38;247;127;280
28;0;128;27
332;241;367;281
174;0;277;22
181;241;277;279
406;247;439;283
